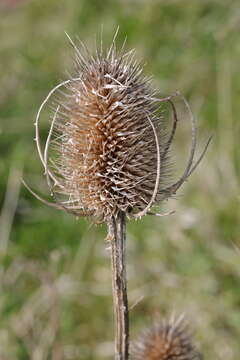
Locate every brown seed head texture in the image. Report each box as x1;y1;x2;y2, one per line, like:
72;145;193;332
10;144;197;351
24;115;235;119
33;33;210;222
131;315;202;360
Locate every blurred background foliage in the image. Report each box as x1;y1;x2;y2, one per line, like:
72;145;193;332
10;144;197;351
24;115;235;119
0;0;239;359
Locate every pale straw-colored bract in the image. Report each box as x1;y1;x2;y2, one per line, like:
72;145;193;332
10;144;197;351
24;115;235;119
25;31;211;223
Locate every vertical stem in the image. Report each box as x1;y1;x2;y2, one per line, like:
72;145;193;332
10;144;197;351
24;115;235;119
108;211;129;360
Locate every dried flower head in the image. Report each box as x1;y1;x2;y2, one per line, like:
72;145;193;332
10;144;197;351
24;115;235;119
28;31;210;222
131;315;202;360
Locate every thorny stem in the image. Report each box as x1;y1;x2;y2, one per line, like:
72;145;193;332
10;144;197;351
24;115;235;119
108;211;129;360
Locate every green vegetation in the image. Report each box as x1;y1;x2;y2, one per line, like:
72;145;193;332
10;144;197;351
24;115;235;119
0;0;239;359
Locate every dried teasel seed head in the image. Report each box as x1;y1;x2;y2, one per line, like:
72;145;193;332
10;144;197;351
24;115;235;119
32;32;211;222
131;315;202;360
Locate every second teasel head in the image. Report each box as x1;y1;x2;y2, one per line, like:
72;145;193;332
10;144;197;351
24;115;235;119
131;315;202;360
34;32;210;223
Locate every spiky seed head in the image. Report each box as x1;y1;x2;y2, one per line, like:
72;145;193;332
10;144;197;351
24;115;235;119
34;32;209;222
43;39;165;222
131;315;202;360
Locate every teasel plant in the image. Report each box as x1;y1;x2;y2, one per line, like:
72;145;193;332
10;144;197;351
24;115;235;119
23;29;211;360
131;314;202;360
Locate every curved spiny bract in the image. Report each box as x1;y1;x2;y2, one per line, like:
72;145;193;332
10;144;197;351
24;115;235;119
131;315;202;360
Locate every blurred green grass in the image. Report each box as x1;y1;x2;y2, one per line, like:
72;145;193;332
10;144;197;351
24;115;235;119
0;0;240;359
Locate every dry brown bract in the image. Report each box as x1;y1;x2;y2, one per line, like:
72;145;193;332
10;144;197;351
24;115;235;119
27;32;211;222
131;315;202;360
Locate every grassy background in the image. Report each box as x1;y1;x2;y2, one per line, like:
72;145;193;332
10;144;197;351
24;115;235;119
0;0;240;359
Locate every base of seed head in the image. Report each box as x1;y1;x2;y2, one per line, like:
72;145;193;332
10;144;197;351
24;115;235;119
131;315;202;360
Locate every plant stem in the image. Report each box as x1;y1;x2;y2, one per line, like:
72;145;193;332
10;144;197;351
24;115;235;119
108;211;129;360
